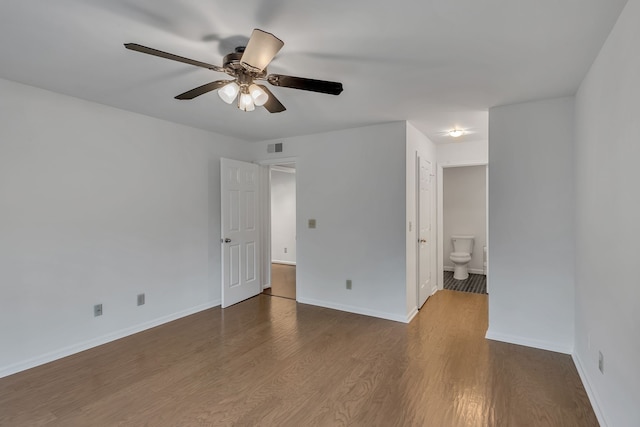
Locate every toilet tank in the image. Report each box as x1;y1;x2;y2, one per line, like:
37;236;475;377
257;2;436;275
451;235;474;254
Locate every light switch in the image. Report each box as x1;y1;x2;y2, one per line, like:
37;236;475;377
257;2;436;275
308;219;316;229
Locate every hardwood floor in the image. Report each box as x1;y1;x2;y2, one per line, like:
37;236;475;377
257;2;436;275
263;263;296;300
0;291;597;426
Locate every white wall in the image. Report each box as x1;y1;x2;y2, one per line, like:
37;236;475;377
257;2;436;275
406;122;437;316
437;139;489;166
487;96;575;354
252;122;410;322
443;166;486;273
270;168;296;264
0;78;251;377
574;0;640;425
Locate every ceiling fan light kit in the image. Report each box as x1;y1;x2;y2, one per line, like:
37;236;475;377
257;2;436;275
218;82;239;104
249;84;268;106
125;29;343;113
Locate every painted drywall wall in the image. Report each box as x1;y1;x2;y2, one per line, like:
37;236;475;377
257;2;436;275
443;166;486;273
252;122;409;322
487;96;575;354
270;168;296;264
0;78;251;377
437;139;489;166
574;0;640;425
405;122;437;316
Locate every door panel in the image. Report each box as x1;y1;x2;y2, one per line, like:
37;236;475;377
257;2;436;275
418;157;434;308
221;158;261;307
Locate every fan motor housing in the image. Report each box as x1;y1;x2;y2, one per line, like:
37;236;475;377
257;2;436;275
223;51;243;69
223;50;267;80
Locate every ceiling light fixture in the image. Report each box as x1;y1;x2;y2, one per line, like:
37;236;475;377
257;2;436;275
249;84;268;106
218;81;269;111
449;129;464;138
218;82;240;104
125;28;343;114
238;89;256;112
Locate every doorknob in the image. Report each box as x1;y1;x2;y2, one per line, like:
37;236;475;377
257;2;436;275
419;239;427;243
222;238;231;243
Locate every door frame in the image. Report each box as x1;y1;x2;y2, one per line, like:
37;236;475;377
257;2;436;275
257;157;297;295
436;161;489;292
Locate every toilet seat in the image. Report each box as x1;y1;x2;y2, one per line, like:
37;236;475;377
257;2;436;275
450;252;471;263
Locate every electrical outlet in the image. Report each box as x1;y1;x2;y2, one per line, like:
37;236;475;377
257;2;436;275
137;293;145;306
346;279;352;290
598;351;604;374
94;304;103;317
284;247;288;254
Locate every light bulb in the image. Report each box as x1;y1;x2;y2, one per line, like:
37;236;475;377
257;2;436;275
238;92;255;111
248;84;269;106
449;129;464;138
218;82;239;104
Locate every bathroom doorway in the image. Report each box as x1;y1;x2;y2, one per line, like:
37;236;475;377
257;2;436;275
264;163;297;300
440;164;488;294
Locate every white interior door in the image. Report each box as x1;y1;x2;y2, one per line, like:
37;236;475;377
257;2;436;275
418;156;434;308
221;158;261;308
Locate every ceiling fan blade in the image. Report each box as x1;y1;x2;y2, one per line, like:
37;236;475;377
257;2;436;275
267;74;343;95
240;29;284;72
175;80;233;100
124;43;224;72
257;85;286;113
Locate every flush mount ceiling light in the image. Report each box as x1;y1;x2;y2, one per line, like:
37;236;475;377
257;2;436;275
449;129;464;138
125;29;344;113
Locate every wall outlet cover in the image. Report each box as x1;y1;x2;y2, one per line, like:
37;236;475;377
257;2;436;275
598;351;604;374
346;279;352;290
94;304;103;317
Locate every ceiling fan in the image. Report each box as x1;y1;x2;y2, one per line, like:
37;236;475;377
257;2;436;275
124;29;344;113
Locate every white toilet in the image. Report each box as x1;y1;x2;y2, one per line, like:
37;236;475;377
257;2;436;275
450;235;475;280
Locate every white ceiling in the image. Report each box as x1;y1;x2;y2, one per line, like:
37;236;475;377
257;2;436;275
0;0;628;143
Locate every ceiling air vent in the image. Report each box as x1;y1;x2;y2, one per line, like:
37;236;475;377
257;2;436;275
267;143;283;153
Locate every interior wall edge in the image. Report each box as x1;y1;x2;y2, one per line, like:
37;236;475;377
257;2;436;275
485;329;573;355
572;353;609;427
297;296;411;324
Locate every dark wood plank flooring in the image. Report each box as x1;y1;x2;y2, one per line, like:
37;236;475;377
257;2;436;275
263;263;296;300
0;291;597;426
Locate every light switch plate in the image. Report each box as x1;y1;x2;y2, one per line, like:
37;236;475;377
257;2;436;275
308;219;316;229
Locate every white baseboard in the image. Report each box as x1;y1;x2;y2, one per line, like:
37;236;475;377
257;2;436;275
271;260;296;266
406;307;419;323
485;329;573;354
0;300;221;379
297;296;411;323
572;353;608;427
443;266;485;275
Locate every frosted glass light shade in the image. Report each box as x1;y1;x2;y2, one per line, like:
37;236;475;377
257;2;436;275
248;84;268;106
240;29;284;72
238;92;255;111
218;82;239;104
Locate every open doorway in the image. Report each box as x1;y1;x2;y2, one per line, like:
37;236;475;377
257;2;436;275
263;164;296;300
441;165;487;294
